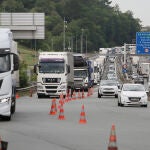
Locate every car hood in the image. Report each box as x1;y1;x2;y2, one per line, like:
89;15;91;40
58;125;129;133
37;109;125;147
101;85;118;89
122;91;146;97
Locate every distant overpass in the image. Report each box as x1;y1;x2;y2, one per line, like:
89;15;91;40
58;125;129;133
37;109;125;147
0;13;45;39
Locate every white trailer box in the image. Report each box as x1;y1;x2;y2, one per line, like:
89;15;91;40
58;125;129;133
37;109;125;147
35;52;74;98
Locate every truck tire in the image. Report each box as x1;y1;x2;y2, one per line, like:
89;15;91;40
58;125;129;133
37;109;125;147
11;100;16;114
3;115;11;121
37;94;43;98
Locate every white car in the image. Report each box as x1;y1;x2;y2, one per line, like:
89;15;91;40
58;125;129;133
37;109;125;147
118;83;148;107
98;80;118;98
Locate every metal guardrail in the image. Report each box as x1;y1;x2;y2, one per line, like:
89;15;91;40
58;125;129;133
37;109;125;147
16;84;37;97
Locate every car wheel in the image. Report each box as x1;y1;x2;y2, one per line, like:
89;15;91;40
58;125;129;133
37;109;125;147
120;103;124;107
141;104;147;107
3;115;11;121
37;94;43;98
115;94;118;98
98;92;101;98
11;100;16;114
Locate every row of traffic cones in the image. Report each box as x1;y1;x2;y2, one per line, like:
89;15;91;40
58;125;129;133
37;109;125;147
61;87;93;102
15;87;94;99
49;99;118;149
49;98;87;123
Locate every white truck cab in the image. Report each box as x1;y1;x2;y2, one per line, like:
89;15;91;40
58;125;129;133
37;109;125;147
0;28;19;121
34;52;74;98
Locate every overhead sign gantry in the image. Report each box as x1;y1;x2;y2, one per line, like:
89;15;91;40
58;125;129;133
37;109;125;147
0;13;45;39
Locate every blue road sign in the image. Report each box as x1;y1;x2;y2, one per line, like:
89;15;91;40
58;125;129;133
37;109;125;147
136;32;150;54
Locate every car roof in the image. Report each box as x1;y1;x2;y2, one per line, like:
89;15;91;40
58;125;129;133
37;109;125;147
123;83;143;86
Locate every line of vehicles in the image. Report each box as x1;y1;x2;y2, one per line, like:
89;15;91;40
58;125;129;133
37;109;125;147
0;28;149;121
97;49;148;108
34;52;107;98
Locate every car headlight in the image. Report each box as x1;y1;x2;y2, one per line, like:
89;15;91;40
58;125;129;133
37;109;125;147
141;94;147;98
0;97;10;103
121;93;128;99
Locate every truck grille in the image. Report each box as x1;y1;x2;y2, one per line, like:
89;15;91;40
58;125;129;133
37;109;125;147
45;86;58;89
46;90;57;93
42;78;60;83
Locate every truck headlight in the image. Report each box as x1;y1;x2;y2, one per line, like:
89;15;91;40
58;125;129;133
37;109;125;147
0;97;10;103
60;84;66;90
37;85;43;89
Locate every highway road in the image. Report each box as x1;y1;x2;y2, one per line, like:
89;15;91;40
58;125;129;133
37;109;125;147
0;87;150;150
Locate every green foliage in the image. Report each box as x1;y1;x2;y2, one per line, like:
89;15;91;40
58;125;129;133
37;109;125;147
19;61;29;88
0;0;142;52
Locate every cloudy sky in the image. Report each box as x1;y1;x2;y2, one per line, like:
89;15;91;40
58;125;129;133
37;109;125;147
111;0;150;26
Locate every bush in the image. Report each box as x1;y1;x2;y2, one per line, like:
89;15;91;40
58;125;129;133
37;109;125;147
19;61;29;88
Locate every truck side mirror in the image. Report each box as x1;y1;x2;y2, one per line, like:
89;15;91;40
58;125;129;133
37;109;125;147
13;54;19;71
34;64;37;74
66;64;70;74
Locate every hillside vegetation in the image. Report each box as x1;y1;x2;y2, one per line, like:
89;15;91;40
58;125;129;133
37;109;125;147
0;0;141;53
18;45;37;66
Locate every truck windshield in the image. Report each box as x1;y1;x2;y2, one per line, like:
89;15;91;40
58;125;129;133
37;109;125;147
74;70;87;78
39;62;65;73
0;54;10;73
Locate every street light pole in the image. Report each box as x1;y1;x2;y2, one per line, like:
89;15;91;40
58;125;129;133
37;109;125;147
81;29;84;54
63;18;67;51
124;43;126;65
86;34;87;55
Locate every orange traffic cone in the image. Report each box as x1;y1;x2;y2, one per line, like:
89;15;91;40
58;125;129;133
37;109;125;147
49;98;57;115
29;88;33;97
16;93;19;99
108;124;118;150
78;90;82;99
82;89;85;99
72;90;76;100
58;104;65;120
79;104;87;124
87;88;90;97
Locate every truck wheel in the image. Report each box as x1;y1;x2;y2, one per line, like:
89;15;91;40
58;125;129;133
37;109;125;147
37;94;43;98
115;94;118;98
11;100;16;114
3;115;11;121
98;92;101;98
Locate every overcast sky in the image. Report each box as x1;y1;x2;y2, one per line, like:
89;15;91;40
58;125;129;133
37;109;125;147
111;0;150;26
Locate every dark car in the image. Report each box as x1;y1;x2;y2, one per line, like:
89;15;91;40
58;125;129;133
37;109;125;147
134;76;144;84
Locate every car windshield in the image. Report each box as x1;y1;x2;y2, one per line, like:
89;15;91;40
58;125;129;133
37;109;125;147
123;84;145;91
100;81;117;86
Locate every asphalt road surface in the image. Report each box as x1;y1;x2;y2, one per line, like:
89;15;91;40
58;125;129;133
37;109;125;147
1;87;150;150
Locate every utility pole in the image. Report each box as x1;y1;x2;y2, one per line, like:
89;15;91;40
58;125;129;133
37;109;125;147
86;35;87;55
63;18;67;51
124;43;126;65
81;29;84;54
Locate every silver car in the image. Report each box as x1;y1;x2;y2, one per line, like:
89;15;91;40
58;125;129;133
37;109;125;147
98;80;119;98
